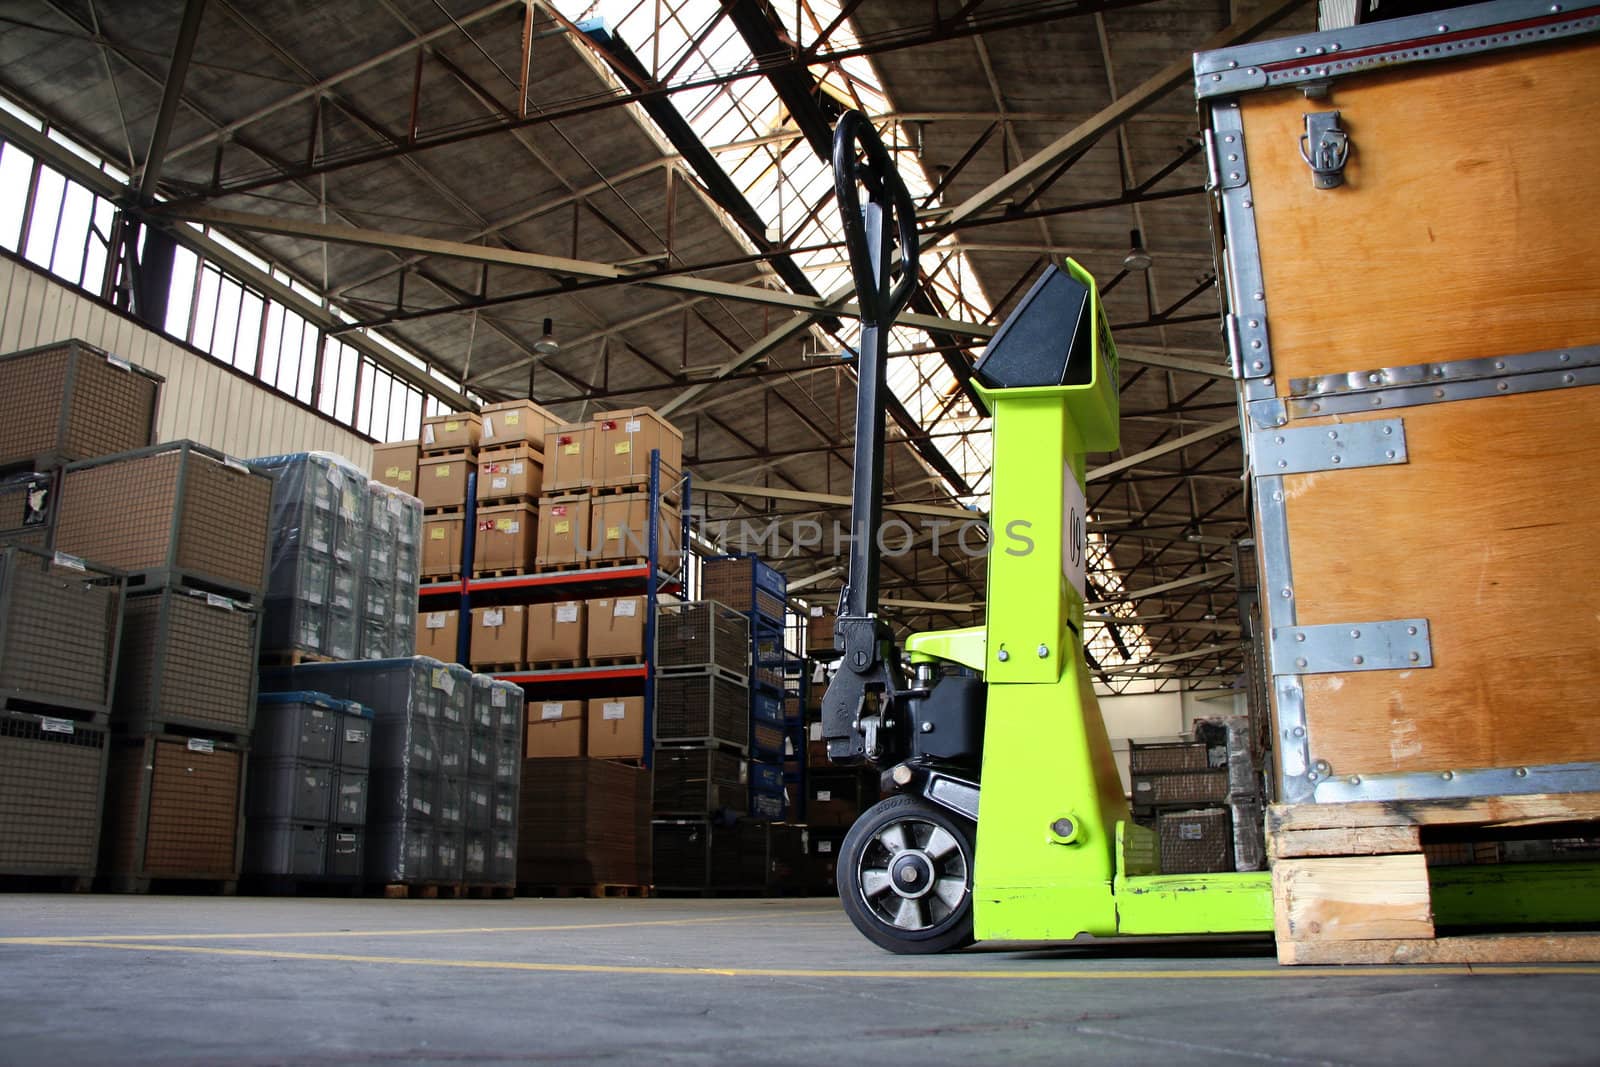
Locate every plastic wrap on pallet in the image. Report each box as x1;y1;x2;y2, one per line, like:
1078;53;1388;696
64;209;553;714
332;768;368;824
1193;715;1262;800
464;830;489;882
1229;798;1267;872
0;470;56;551
367;819;434;883
248;452;365;659
0;544;123;715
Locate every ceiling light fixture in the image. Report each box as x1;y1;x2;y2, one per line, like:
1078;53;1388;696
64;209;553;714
534;317;560;355
1122;229;1153;271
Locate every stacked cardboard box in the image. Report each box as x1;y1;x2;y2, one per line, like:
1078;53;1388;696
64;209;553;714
419;413;480;581
517;757;650;887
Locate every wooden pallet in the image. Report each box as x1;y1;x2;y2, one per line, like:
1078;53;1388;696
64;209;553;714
381;882;468;900
586;556;652;571
0;873;94;893
479;444;542;460
589;482;682;506
422;573;464;584
534;560;589;573
527;658;585;671
259;649;333;667
475;493;538;508
423;504;466;516
1268;792;1600;965
420;447;476;459
586;654;642;667
473;568;533;580
103;875;239;895
473;662;529;674
463;884;516;900
518;882;652;899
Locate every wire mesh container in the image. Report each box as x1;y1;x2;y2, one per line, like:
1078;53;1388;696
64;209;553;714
700;555;787;623
655;600;749;675
0;340;162;470
1132;770;1229;810
1129;740;1211;775
116;587;260;737
654;670;749;748
102;734;244;883
1157;808;1234;874
0;544;123;717
0;711;108;877
57;442;272;596
652;746;748;816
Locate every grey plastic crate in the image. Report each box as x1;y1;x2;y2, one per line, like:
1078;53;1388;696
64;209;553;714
243;820;326;878
326;608;358;661
465;781;492;832
440;664;471;725
464;831;489;883
332;769;368;825
436;776;465;830
372;768;434;825
246;758;331;823
490;830;515;885
491;680;523;737
253;692;340;763
437;724;467;777
465;730;492;780
336;704;373;771
367;819;432;883
492;734;520;786
492;785;516;830
327;825;364;880
435;830;465;883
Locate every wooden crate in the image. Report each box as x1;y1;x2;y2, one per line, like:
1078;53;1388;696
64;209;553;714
1202;11;1600;806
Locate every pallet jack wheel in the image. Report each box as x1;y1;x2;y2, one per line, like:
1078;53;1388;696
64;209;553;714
838;794;976;954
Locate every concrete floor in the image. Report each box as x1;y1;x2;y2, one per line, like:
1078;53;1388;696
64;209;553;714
1;895;1597;1065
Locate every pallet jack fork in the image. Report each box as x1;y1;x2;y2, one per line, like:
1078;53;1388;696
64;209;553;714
823;110;1271;954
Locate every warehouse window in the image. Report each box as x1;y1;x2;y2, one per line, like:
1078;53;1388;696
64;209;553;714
0;95;449;445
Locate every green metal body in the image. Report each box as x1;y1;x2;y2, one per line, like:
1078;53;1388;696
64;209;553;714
928;258;1274;940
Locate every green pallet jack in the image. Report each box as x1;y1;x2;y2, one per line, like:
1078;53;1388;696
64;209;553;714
823;110;1272;953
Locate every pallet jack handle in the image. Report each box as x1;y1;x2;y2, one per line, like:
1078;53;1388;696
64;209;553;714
822;111;922;762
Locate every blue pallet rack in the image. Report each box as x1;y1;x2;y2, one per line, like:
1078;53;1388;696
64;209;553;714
418;451;688;769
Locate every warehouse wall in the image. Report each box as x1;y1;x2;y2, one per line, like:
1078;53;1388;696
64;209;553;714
0;257;373;469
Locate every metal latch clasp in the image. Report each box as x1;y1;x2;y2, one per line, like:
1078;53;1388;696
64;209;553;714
1299;111;1349;190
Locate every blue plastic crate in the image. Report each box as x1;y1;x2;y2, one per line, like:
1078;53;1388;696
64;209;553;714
749;761;784;794
751;690;783;725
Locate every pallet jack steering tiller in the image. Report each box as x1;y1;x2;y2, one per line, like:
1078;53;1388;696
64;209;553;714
823;110;1275;954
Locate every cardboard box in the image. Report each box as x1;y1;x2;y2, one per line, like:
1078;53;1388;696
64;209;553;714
476;444;542;502
587;696;644;760
422;515;463;578
590;493;681;569
418;455;471;509
473;503;536;575
372;441;420;494
536;495;589;569
594;408;683;488
542;424;594;493
587;596;645;661
416;609;459;660
525;699;585;758
470;605;527;667
806;605;835;653
527;600;585;663
482;400;563;452
421;412;481;452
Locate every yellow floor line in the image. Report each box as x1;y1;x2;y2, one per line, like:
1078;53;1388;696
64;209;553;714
15;938;1600;980
0;914;794;945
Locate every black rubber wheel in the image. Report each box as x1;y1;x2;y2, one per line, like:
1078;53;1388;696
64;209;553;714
837;794;976;954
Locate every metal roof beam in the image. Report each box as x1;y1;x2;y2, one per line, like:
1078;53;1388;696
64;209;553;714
935;0;1310;230
1086;419;1237;482
151;204;992;335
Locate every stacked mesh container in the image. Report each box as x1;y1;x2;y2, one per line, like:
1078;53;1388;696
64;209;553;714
52;441;272;891
243;691;373;882
248;453;422;663
261;657;521;889
0;545;124;885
